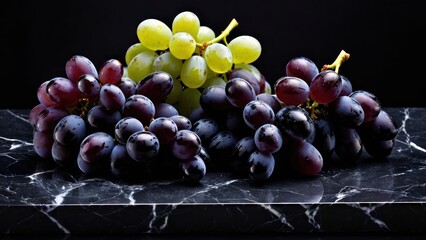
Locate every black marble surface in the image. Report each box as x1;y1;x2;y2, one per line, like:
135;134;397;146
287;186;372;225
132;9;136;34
1;108;426;237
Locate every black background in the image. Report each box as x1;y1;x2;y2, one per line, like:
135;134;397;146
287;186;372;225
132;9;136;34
2;0;425;109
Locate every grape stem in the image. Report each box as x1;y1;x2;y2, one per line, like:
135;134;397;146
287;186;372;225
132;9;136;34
321;50;350;73
196;18;239;50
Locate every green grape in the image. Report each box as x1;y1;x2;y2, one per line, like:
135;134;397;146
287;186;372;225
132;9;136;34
206;65;219;79
137;19;172;51
165;78;184;105
172;11;200;38
228;35;261;64
204;43;233;74
178;87;202;118
180;55;207;89
196;26;216;43
201;76;226;89
123;66;128;78
153;51;183;79
127;51;158;83
169;32;196;60
125;43;150;65
264;80;272;94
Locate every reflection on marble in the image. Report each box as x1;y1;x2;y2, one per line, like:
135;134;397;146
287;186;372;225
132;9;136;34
0;108;426;235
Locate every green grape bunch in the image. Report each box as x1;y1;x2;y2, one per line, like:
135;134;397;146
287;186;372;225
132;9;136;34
124;11;264;118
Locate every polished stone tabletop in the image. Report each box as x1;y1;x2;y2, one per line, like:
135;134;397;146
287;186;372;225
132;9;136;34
0;108;425;236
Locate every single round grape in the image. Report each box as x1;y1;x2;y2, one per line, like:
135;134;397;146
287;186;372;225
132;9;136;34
153;51;183;79
230;136;256;176
225;78;256;108
87;105;121;134
29;103;47;129
208;131;237;170
192;118;221;147
51;140;79;167
78;74;101;103
334;126;363;163
275;105;314;140
53;114;87;146
33;130;54;159
169;32;196;60
171;129;202;161
114;117;145;145
363;138;395;159
170;115;192;131
46;77;80;107
154;102;179;118
201;76;226;89
148;117;178;145
248;150;275;182
228;35;261;64
312;118;336;161
309;70;343;104
328;95;365;128
127;50;158;83
181;155;206;183
125;42;150;65
204;43;233;74
122;94;156;127
285;56;319;85
177;87;202;118
99;83;126;111
199;85;233;117
274;76;310;106
37;80;57;107
242;100;275;130
357;109;399;141
135;71;174;104
180;55;207;88
254;124;283;154
165;78;183;105
288;140;323;177
98;59;123;85
225;109;254;138
196;26;215;43
126;130;160;162
349;90;381;123
255;93;283;113
36;106;70;134
172;11;200;38
339;75;353;96
110;144;145;181
65;55;98;83
228;68;261;95
117;77;137;99
79;132;115;163
137;18;172;51
233;64;265;93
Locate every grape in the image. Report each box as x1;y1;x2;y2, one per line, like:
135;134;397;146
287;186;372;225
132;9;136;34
46;77;81;107
135;71;174;104
248;150;275;182
127;50;158;83
78;74;101;103
148;117;178;145
191;118;221;147
110;144;146;181
169;32;196;60
172;11;200;38
287;140;323;177
98;59;123;85
339;75;353;96
225;77;256;108
122;94;155;126
204;43;233;74
178;87;202;118
242;100;275;130
180;155;206;183
225;109;254;138
334;126;363;163
125;42;150;65
201;76;226;89
196;26;215;43
87;105;121;133
171;129;202;161
228;68;261;95
51;141;79;167
254;124;283;154
349;90;381;123
199;83;233;118
357;109;399;141
180;55;208;88
230;136;256;176
29;103;47;129
285;56;319;84
153;51;183;79
137;18;172;51
188;106;206;124
255;93;282;113
37;80;57;107
312;118;336;161
99;83;126;111
228;35;261;64
363;138;395;159
170;115;192;131
165;78;183;105
275;105;314;140
309;70;343;104
33;130;54;159
36;106;69;134
53;114;87;146
65;55;98;83
114;117;145;145
77;152;109;175
79;132;115;163
126;130;160;162
154;102;179;118
117;77;137;99
274;76;310;106
328;95;365;128
208;131;237;170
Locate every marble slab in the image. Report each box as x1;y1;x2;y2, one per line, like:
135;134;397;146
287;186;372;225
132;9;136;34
0;108;425;235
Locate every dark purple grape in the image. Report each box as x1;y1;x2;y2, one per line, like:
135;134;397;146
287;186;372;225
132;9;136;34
255;93;283;113
117;77;137;99
312;118;336;161
230;136;256;177
309;70;342;104
285;56;319;85
225;109;254;138
334;126;363;163
46;77;81;107
254;124;283;154
65;55;98;84
275;105;314;140
110;144;146;181
122;94;155;126
170;115;192;130
225;77;256;108
99;83;126;111
197;146;211;169
188;106;206;124
87;105;122;134
126;130;160;162
36;106;69;134
207;130;237;170
287;140;323;177
114;117;145;144
363;138;395;159
200;85;233;117
248;150;275;182
154;102;179;118
53;114;87;146
51;141;79;167
77;152;109;175
228;68;261;95
33;130;54;159
191;118;221;147
135;71;174;104
358;109;399;141
148;117;178;145
339;75;353;96
77;74;101;103
171;129;202;161
243;100;275;130
328;95;365;128
274;76;310;106
181;155;206;183
37;81;57;107
98;59;123;85
349;90;381;123
79;132;115;163
29;103;47;129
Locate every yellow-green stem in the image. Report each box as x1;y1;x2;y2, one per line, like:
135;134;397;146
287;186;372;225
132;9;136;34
196;18;239;48
321;50;350;74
